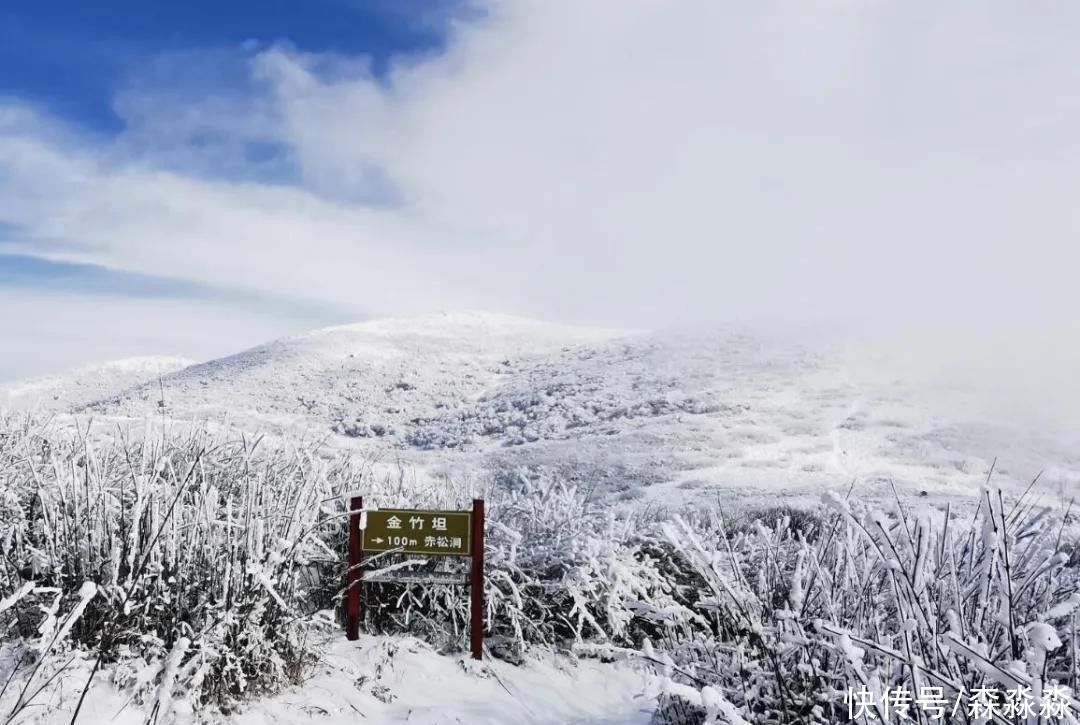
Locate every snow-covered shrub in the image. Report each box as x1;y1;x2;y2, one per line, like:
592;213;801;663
1;416;687;713
0;414;361;713
642;487;1080;723
358;468;693;656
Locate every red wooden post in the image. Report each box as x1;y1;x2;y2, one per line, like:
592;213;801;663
345;495;363;641
469;498;485;660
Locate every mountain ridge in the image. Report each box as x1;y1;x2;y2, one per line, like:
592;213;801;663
2;311;1077;510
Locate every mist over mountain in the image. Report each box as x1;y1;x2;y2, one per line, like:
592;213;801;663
5;312;1076;512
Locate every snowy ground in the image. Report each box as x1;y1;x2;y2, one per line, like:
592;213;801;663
3;311;1078;511
1;636;650;725
236;636;650;725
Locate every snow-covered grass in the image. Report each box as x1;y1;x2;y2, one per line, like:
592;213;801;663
635;485;1080;723
2;413;1078;723
0;414;674;719
0;413;362;720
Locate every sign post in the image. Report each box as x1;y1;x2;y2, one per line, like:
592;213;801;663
343;499;485;658
469;498;485;660
345;495;363;641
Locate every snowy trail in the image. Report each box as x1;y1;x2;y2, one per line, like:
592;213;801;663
0;639;651;725
235;636;651;725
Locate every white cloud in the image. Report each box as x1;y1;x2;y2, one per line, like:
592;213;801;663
2;0;1079;342
0;290;319;381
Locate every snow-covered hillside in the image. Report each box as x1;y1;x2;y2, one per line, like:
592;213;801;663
4;311;1077;509
3;316;1080;725
0;355;195;411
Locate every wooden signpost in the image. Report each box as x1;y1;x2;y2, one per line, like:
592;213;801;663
344;497;486;660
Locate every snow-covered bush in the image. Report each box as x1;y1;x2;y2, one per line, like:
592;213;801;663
0;414;360;714
641;488;1080;723
357;467;693;656
1;416;687;714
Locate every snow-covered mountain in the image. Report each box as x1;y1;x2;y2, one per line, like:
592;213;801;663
3;311;1077;510
0;355;195;411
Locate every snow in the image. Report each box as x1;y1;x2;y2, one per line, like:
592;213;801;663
0;355;195;410
236;635;651;725
3;312;1077;513
1027;621;1063;654
1043;593;1080;620
0;655;145;725
0;636;652;725
4;311;1079;723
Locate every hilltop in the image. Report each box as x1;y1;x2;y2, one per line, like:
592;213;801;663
3;311;1076;509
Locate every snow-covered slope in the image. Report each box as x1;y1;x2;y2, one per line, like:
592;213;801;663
6;311;1078;509
84;311;627;433
0;356;195;411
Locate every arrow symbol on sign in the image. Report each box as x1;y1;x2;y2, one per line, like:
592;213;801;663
372;537;385;544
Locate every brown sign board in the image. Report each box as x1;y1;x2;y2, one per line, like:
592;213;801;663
346;497;486;659
362;508;472;557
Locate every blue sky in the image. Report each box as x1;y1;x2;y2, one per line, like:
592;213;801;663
1;1;1078;382
0;0;454;328
0;0;450;133
0;0;474;380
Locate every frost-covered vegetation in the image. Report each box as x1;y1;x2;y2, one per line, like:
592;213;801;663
0;414;360;720
1;413;1078;723
635;489;1080;723
17;314;1067;521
